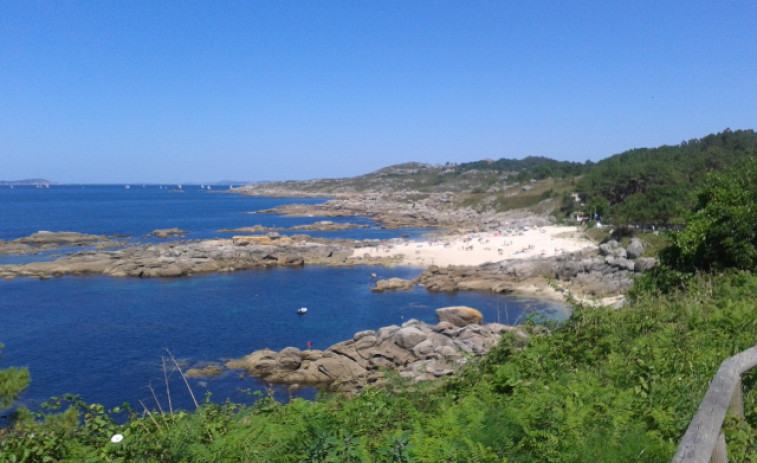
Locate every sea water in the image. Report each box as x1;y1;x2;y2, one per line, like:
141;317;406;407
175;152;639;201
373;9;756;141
0;185;568;416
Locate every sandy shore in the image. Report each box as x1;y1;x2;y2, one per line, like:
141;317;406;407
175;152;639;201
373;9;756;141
353;225;596;267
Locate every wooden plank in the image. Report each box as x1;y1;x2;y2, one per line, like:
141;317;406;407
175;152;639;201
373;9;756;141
672;346;757;463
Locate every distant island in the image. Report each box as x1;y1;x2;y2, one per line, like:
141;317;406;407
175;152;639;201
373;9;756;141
0;179;52;186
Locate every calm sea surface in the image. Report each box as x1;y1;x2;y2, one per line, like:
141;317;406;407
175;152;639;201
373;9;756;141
0;185;568;415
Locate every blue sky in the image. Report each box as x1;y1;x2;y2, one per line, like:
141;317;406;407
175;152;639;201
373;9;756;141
1;1;755;183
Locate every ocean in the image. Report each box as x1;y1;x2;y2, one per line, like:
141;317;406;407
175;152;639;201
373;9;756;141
0;185;568;417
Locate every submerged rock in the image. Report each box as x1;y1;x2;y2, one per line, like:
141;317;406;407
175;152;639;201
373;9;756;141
185;365;224;377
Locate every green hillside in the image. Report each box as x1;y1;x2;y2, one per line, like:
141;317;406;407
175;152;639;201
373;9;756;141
239;129;757;225
576;129;757;225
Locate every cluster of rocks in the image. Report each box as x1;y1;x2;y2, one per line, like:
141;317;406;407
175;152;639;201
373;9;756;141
0;231;111;255
371;238;658;299
219;221;369;233
254;192;553;233
0;236;363;280
146;228;187;238
224;306;528;391
560;238;657;295
0;229;199;257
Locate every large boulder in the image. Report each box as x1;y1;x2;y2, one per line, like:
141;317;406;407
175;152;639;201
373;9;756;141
435;306;483;327
310;356;367;383
371;277;414;292
225;348;278;376
394;326;428;349
276;347;303;371
626;238;645;259
599;240;627;258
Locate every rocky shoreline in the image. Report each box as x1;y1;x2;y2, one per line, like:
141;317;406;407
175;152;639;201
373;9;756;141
1;192;659;392
0;233;391;280
0;194;656;302
0;228;654;303
249;190;554;232
372;237;657;301
214;306;530;392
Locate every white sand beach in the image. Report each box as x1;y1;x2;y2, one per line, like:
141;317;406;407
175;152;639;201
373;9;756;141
354;225;596;267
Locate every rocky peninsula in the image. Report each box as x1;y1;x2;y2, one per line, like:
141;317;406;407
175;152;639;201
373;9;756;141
218;306;530;392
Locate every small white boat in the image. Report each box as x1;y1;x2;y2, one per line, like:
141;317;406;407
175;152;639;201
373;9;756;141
297;307;308;315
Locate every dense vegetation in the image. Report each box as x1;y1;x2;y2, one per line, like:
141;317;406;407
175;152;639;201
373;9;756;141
0;345;28;411
660;158;757;273
576;129;757;225
242;129;757;224
454;156;589;181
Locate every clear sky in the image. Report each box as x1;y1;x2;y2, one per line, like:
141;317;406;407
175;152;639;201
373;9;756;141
1;1;755;184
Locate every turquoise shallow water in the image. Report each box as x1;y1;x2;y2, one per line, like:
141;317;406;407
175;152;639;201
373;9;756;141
0;185;568;415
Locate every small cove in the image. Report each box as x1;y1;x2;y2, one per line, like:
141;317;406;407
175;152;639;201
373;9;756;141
0;186;569;414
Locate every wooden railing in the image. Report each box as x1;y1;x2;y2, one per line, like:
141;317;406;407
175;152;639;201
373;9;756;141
672;345;757;463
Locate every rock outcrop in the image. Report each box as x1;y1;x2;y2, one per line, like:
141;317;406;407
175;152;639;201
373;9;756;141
148;228;188;238
406;243;658;298
250;191;554;232
225;309;529;391
0;231;118;257
626;238;645;259
371;277;415;292
12;231;108;245
219;221;368;233
435;306;483;327
0;238;358;280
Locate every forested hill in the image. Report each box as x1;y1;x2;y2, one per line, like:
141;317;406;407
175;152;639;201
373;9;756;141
576;129;757;225
238;129;757;226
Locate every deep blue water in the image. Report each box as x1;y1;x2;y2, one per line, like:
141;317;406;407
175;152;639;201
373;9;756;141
0;184;428;245
0;185;568;416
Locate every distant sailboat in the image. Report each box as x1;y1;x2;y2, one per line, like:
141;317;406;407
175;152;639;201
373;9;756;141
125;185;130;189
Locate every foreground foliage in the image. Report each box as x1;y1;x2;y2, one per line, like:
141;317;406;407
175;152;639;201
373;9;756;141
0;344;29;411
3;270;757;462
661;158;757;273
